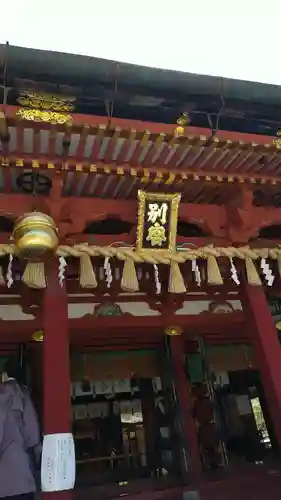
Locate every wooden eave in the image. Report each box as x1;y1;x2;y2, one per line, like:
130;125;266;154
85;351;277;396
1;105;281;204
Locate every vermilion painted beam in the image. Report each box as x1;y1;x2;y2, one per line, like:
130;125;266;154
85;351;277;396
0;290;242;306
0;194;281;245
0;193;226;232
0;194;237;225
0;311;244;337
0;311;246;348
69;291;242;302
3;104;277;147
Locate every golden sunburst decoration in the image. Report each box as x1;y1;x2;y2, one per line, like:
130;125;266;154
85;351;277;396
164;325;183;336
32;330;44;342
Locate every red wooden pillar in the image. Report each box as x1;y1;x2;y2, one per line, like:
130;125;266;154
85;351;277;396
170;335;202;480
42;261;73;500
242;284;281;448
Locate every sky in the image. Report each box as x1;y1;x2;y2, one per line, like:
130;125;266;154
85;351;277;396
1;0;280;85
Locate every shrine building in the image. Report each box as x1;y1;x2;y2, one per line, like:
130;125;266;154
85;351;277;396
1;44;281;500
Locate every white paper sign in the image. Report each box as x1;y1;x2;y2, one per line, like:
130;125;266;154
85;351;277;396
41;433;76;492
73;404;87;420
113;378;131;393
236;395;252;416
72;381;93;398
88;402;108;418
95;380;113;395
152;377;162;393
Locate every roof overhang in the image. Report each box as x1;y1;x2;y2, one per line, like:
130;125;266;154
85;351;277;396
0;105;281;205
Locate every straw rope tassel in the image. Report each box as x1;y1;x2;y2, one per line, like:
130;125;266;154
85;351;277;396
207;255;223;285
79;255;97;288
121;258;139;292
245;257;262;286
168;261;186;293
0;265;5;286
22;262;46;289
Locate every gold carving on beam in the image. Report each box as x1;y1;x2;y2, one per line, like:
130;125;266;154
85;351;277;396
153;171;163;183
141;168;150;183
273;129;281;146
16;108;73;125
137;190;181;253
174;112;189;138
17;90;75;113
165;172;175;184
2;157;9;166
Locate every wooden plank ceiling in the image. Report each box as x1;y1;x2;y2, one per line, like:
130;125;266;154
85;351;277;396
1;110;281;204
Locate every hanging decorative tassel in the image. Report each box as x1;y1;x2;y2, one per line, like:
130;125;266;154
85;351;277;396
79;254;97;288
58;257;67;287
153;264;161;295
206;254;223;285
22;262;46;289
230;258;240;285
6;254;13;288
245;257;261;286
168;261;186;293
260;258;274;287
104;257;112;288
0;264;5;286
192;259;201;287
121;258;139;292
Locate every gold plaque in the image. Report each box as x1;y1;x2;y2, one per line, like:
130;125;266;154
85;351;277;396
136;191;181;252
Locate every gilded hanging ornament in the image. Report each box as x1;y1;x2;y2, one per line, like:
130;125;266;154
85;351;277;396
13;212;59;260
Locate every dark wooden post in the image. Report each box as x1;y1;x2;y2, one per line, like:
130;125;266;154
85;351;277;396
170;334;202;479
